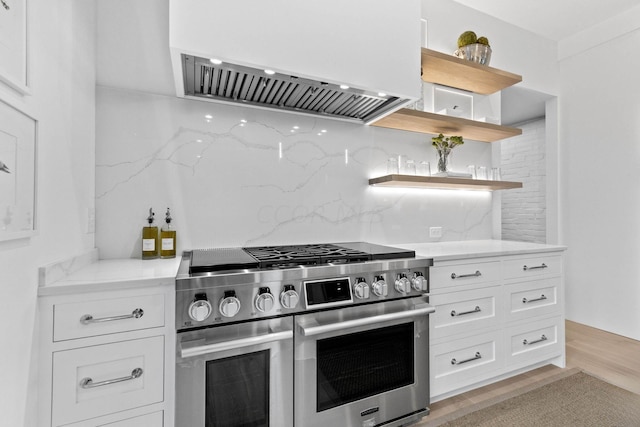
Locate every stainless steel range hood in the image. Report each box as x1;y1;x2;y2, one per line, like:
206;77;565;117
180;54;411;124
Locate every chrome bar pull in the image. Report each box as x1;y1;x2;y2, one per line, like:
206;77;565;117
523;334;547;346
523;263;548;271
80;308;144;325
522;294;547;304
79;368;143;389
451;305;481;317
451;270;481;280
451;351;482;365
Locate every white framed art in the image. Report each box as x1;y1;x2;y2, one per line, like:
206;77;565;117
0;98;36;240
0;0;30;94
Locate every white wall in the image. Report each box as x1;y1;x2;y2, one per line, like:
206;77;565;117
95;87;495;258
559;25;640;340
501;119;547;243
0;1;96;426
421;0;559;96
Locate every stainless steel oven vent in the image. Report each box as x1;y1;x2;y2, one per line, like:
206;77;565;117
181;54;409;124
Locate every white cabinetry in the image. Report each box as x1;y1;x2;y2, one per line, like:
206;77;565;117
429;251;565;401
38;285;175;427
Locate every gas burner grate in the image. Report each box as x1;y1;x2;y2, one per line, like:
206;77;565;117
243;244;371;269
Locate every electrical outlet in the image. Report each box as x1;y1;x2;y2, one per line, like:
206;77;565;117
429;226;442;238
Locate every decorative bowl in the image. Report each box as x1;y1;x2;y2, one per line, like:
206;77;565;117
454;43;492;65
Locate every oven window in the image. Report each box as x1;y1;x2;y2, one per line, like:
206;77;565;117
316;322;414;412
206;350;270;427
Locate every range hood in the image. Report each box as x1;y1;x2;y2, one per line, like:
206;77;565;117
179;54;410;124
169;0;420;125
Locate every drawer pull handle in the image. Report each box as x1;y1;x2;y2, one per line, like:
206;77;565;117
523;263;548;271
451;306;481;317
522;294;547;304
451;270;481;280
451;351;482;365
523;334;548;346
80;308;144;325
79;367;143;389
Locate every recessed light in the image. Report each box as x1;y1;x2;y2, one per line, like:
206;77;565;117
378;92;387;97
205;114;213;119
340;84;350;90
293;126;299;129
210;58;222;65
321;129;327;133
240;119;247;123
264;69;276;75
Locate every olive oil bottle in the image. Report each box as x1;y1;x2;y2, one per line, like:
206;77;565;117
142;208;159;259
160;208;177;259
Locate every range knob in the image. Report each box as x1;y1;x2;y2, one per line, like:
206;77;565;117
255;287;275;313
188;293;213;322
395;274;411;294
219;290;241;318
372;275;388;297
411;272;428;292
280;285;299;309
353;277;370;300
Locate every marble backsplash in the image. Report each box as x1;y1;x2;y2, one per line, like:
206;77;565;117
96;87;495;259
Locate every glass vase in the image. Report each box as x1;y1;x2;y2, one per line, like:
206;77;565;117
436;148;451;173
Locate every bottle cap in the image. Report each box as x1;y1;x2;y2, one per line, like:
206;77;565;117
165;207;172;224
147;208;155;224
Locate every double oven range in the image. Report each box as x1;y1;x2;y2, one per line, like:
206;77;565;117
175;242;434;427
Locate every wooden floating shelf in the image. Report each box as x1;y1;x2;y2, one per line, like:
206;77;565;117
421;48;522;95
369;174;523;191
370;109;522;142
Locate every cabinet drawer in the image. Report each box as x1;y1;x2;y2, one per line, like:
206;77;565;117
54;294;165;341
62;410;164;427
430;286;501;340
503;254;562;280
430;260;501;291
506;317;563;368
52;336;164;426
431;330;502;397
505;278;561;322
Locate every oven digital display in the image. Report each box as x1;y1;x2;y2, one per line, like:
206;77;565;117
305;278;352;306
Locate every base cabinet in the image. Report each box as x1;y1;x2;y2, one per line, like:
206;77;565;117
39;285;175;427
429;250;565;401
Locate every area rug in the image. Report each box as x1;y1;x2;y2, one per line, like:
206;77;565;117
422;369;640;427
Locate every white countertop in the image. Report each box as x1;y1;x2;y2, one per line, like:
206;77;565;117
38;240;566;296
395;239;566;262
38;257;182;296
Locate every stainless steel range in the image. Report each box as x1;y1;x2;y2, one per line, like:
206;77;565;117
175;242;434;427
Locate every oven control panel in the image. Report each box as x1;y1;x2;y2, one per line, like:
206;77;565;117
176;265;429;330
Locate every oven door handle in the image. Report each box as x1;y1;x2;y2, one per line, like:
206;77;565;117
180;330;293;358
299;304;435;337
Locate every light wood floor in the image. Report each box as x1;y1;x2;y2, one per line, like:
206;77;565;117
417;320;640;425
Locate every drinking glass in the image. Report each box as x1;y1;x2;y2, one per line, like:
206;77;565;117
405;159;417;175
476;166;487;180
490;167;502;181
417;161;431;176
467;165;476;179
387;157;399;174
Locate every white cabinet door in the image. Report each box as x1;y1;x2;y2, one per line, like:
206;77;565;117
505;317;563;368
430;260;501;292
505;278;561;322
52;336;164;426
54;294;165;341
62;411;164;427
503;254;562;280
431;330;503;397
430;286;501;340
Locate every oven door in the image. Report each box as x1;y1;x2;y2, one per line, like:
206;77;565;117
294;296;434;427
176;316;293;427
